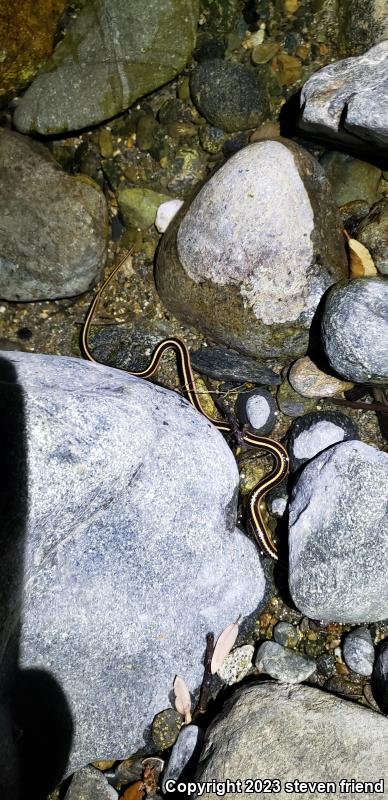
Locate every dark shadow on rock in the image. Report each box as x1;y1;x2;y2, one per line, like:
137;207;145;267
0;355;27;799
12;669;73;799
0;354;74;798
279;89;302;140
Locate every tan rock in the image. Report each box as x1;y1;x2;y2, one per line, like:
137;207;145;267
289;356;354;398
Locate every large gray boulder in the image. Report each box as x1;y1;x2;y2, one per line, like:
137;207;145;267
195;683;388;799
288;441;388;623
0;129;108;301
300;41;388;152
0;351;264;781
156;139;347;359
13;0;199;135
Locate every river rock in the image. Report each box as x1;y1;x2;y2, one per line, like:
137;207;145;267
0;0;67;105
321;277;388;384
64;766;115;800
372;640;388;714
286;410;358;472
0;128;108;301
190;59;269;132
339;0;388;56
320;151;381;207
195;683;388;799
162;725;203;793
13;0;199;134
235;389;277;435
255;641;316;683
289;440;388;623
357;198;388;275
0;351;264;778
156;139;347;359
343;627;375;676
300;42;388;153
288;356;353;398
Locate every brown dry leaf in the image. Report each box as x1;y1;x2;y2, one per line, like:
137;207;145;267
173;675;192;723
211;617;241;675
343;230;377;277
121;780;146;800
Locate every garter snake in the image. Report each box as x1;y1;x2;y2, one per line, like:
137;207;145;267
80;252;289;561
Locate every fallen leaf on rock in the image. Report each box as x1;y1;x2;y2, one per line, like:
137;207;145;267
343;230;377;277
211;617;241;674
173;675;192;723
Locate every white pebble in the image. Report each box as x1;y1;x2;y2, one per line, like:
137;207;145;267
155;199;184;233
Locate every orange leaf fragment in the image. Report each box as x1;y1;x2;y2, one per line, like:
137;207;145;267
343;229;377;278
121;780;146;800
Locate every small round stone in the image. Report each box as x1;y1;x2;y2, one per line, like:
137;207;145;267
288;356;353;398
151;708;183;750
190;59;269;132
343;627;375;676
235;388;277;435
316;652;336;678
273;622;300;649
255;641;316;683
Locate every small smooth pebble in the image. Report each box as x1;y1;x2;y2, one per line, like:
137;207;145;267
235;388;277;435
288;356;353;398
255;641;316;683
217;645;254;685
155;198;184;233
343;627;375;676
273;622;300;649
162;725;204;793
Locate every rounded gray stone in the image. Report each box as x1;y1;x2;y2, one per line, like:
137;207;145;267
343;627;375;676
162;725;203;793
289;440;388;623
255;641;316;684
64;766;114;800
195;683;388;799
357;198;388;275
190;59;269;132
156;139;347;359
0;351;264;776
273;621;300;649
0;128;108;301
321;277;388;384
13;0;199;135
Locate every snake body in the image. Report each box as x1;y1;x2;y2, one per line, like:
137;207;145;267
80;253;289;560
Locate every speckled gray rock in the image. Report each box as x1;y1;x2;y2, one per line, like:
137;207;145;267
162;725;203;793
320;152;381;207
255;641;316;683
0;129;108;301
286;411;358;472
321;277;388;384
13;0;199;135
339;1;388;56
64;766;116;800
195;683;388;799
235;389;277;435
357;198;388;275
273;621;300;649
343;627;375;676
300;42;388;151
217;645;254;685
190;59;269;132
0;351;264;776
156;140;347;359
289;440;388;623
